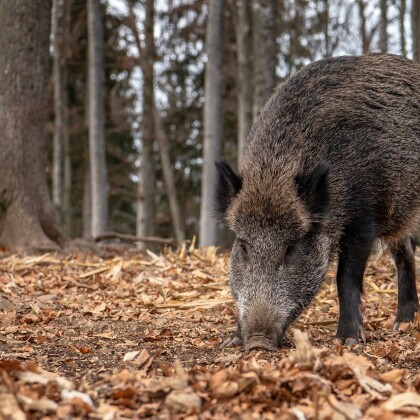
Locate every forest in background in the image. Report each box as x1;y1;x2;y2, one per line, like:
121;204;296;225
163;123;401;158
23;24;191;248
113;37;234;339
1;0;419;252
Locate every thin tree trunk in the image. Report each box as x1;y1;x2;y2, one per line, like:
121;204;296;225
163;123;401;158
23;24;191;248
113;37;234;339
252;0;276;119
154;104;185;245
413;0;420;62
52;0;71;234
323;0;330;56
137;0;156;250
83;167;92;238
126;3;175;246
236;0;253;165
87;0;108;237
200;0;224;247
379;0;388;53
52;0;64;211
358;0;369;54
62;0;73;235
399;0;407;56
0;0;65;252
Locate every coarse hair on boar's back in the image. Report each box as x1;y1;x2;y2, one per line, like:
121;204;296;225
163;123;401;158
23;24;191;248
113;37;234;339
216;53;420;351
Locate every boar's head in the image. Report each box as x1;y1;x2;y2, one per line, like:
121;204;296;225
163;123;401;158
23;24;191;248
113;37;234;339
215;159;332;351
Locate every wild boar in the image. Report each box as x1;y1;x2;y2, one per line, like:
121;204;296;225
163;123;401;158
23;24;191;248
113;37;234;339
216;53;420;350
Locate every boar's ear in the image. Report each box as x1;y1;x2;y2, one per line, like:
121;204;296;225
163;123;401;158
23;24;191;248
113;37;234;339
214;159;242;218
295;161;330;226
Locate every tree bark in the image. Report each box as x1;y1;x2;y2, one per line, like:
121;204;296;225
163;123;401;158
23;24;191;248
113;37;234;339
87;0;108;237
199;0;224;246
0;0;66;252
252;0;276;119
136;0;157;250
379;0;388;53
413;0;420;62
236;0;253;165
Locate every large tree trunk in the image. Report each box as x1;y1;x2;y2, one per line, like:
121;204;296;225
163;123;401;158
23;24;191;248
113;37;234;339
0;0;66;252
136;0;157;250
252;0;276;119
87;0;108;237
413;0;420;62
236;0;253;165
199;0;224;247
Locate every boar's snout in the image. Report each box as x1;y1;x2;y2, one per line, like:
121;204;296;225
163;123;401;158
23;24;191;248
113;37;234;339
245;335;278;352
240;301;288;351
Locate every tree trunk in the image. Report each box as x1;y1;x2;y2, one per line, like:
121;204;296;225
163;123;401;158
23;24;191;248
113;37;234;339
379;0;388;53
87;0;108;237
154;104;185;245
323;0;330;56
62;0;73;235
357;0;369;54
252;0;276;119
413;0;420;62
399;0;407;56
52;0;72;234
83;167;92;238
0;0;66;252
52;0;64;212
236;0;253;165
136;0;157;250
199;0;224;247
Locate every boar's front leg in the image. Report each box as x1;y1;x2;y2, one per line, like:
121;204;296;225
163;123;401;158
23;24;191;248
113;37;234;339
391;237;420;331
335;230;375;345
220;322;243;348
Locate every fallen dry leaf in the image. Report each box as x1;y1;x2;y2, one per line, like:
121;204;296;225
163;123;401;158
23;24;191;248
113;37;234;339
382;392;420;412
164;387;201;413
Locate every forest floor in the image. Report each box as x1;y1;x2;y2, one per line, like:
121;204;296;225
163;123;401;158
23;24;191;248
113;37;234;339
0;242;419;419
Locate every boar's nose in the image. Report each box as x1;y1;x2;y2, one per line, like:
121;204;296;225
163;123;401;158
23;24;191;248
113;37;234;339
241;301;285;351
245;335;278;352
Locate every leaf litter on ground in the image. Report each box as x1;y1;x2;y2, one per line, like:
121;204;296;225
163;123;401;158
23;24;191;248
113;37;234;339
0;243;419;418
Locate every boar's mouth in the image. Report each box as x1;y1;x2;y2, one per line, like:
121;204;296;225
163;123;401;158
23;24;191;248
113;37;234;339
245;334;278;351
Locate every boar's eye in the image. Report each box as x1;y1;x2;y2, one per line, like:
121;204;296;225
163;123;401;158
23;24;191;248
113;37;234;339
237;239;249;259
284;244;295;261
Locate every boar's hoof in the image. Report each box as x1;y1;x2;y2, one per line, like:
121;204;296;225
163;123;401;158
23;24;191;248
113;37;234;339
393;300;419;331
245;336;277;352
336;325;366;346
220;333;243;349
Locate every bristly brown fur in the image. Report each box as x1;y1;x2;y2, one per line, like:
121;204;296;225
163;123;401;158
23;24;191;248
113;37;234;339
228;53;420;250
216;53;420;350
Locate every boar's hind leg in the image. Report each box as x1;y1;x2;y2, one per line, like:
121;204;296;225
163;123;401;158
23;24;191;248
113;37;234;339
391;237;420;331
335;236;374;345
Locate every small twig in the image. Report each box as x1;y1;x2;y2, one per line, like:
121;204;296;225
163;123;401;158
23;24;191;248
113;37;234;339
94;231;176;246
